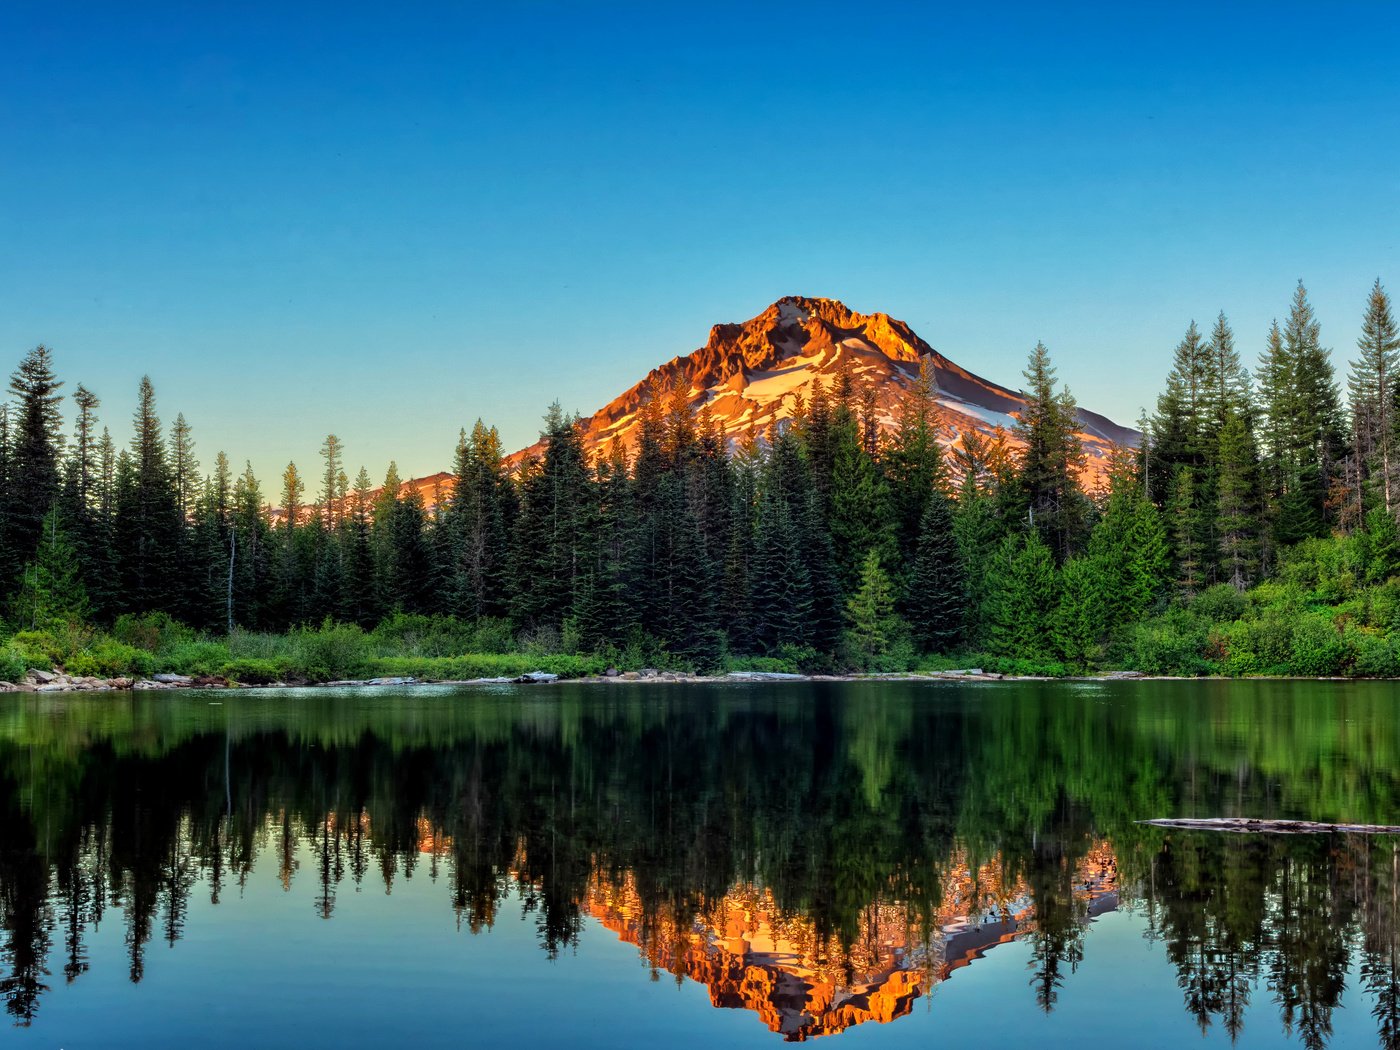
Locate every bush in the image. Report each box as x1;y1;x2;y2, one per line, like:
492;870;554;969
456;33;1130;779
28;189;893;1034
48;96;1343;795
111;612;193;654
1192;584;1246;625
370;613;477;657
161;640;233;676
469;617;516;654
1220;611;1295;676
366;652;607;681
219;657;293;684
66;640;154;678
293;621;373;681
0;646;27;682
1354;633;1400;678
1131;608;1212;676
8;630;62;667
1290;614;1353;676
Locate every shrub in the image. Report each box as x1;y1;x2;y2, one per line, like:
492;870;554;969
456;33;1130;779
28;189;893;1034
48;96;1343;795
1192;584;1246;625
1289;614;1353;676
8;630;63;667
469;617;516;654
66;640;154;678
0;646;27;682
365;652;607;681
112;612;193;654
1131;608;1211;676
219;658;293;684
1220;610;1295;676
293;621;372;681
370;613;477;657
1354;633;1400;678
161;640;233;676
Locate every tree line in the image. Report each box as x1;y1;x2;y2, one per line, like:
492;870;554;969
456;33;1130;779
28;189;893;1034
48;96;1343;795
1;279;1397;673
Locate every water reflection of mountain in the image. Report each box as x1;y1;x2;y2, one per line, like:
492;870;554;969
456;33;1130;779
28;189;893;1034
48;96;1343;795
588;845;1119;1041
1;683;1400;1047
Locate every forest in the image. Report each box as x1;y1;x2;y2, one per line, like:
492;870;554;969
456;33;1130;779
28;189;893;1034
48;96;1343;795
0;279;1398;682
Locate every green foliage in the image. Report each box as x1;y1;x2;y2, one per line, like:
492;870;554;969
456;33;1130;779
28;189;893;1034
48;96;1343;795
218;657;294;684
1288;614;1352;677
1191;583;1246;624
842;551;905;669
1130;607;1212;676
0;645;29;681
112;611;193;654
66;640;154;678
160;640;233;676
291;621;373;681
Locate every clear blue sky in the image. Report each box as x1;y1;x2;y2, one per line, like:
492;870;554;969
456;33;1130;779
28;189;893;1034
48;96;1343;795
2;1;1398;489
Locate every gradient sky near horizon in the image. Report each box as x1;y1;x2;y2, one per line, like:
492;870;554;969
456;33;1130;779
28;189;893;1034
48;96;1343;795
3;1;1399;488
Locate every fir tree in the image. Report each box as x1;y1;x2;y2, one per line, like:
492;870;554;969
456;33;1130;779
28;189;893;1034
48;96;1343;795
1215;407;1262;589
984;530;1058;659
1052;556;1108;668
2;346;65;580
906;489;964;652
1348;280;1400;515
114;377;182;613
843;550;902;666
1015;342;1088;561
9;508;89;629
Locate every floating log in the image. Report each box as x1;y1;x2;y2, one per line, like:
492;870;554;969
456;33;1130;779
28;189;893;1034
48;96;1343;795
1140;817;1400;835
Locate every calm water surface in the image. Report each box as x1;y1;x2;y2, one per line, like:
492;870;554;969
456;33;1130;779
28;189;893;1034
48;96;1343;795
2;680;1399;1048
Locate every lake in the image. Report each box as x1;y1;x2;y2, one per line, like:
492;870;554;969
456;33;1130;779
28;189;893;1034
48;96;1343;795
1;679;1398;1048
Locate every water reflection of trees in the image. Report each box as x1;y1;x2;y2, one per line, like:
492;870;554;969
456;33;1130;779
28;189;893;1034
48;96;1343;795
0;683;1398;1044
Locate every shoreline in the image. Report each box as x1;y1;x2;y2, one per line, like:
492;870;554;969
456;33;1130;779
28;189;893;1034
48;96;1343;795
2;667;1389;694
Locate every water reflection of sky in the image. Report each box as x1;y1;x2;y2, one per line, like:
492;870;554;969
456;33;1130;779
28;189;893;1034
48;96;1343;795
16;838;1381;1049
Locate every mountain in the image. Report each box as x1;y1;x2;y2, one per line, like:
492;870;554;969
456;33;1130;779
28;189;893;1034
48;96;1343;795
511;295;1138;483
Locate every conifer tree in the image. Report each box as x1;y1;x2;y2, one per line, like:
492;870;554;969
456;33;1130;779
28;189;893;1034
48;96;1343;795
750;482;813;653
114;377;182;613
1215;407;1262;589
983;530;1058;659
1052;556;1108;668
1348;280;1399;514
828;415;895;592
1014;342;1088;561
1259;283;1345;542
2;346;64;580
319;435;346;527
952;470;1002;648
886;358;947;567
844;550;902;666
906;489;964;652
170;412;199;521
10;507;89;629
1167;465;1203;597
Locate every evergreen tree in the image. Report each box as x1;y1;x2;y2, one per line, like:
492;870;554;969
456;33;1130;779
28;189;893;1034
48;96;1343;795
843;550;902;666
886;358;947;567
1259;282;1345;542
9;507;89;630
1052;556;1108;668
906;488;964;652
984;530;1058;659
827;414;895;592
1348;280;1400;515
114;377;182;613
1167;465;1204;598
952;470;1002;648
1015;342;1088;561
1215;407;1262;589
2;346;64;582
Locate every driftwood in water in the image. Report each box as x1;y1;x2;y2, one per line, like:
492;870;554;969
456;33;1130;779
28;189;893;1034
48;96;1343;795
1141;817;1400;835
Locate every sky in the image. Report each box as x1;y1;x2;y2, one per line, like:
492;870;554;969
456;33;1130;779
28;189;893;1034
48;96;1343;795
2;1;1399;489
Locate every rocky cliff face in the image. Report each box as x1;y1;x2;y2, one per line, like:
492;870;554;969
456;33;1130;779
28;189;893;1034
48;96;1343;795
511;295;1137;484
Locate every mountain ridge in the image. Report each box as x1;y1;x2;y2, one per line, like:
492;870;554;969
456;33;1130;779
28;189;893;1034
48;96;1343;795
508;295;1138;481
